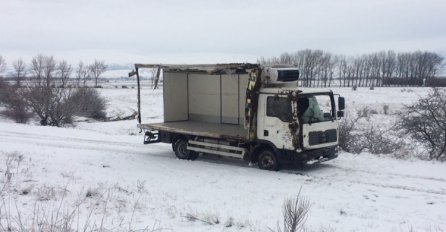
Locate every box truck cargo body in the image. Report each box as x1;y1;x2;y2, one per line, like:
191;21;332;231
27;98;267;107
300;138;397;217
130;63;345;170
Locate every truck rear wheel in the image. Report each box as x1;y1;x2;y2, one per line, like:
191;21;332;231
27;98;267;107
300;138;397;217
257;149;279;171
173;138;198;160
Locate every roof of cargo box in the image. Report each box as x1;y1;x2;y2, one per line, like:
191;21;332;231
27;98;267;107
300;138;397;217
134;63;260;74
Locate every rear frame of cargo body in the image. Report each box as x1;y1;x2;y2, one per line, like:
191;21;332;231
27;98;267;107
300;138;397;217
138;121;248;141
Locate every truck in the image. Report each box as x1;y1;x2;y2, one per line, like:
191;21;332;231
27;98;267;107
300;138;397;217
129;63;345;171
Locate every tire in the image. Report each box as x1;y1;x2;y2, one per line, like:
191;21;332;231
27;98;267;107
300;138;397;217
257;149;279;171
173;138;198;160
189;151;200;160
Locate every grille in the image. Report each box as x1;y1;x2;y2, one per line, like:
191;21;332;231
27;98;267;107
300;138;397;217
308;129;337;146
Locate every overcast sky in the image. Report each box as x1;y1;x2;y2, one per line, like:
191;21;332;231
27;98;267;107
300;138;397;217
1;0;446;64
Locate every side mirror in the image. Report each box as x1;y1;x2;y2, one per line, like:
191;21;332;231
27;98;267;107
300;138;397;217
338;97;345;111
337;111;344;118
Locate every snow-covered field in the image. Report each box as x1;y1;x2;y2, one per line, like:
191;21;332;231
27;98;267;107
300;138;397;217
1;86;445;232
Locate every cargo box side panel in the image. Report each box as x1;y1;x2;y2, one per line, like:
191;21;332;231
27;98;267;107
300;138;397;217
221;74;239;124
163;72;188;122
239;74;249;126
188;74;220;123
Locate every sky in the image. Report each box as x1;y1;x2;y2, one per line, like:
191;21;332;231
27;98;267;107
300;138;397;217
1;0;446;64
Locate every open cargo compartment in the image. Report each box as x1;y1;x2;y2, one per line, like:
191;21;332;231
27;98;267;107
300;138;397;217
138;69;251;141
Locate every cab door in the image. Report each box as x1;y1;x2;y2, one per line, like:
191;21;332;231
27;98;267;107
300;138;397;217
257;94;295;150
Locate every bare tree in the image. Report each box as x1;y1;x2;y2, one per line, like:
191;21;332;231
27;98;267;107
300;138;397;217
75;61;90;87
337;55;348;87
318;52;335;88
88;60;107;87
382;51;396;86
12;58;27;87
43;56;57;88
153;66;161;89
0;55;6;76
30;54;56;88
57;60;72;88
149;68;157;88
30;54;44;86
27;55;58;125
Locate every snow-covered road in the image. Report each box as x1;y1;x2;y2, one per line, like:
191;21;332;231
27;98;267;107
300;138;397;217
1;121;445;231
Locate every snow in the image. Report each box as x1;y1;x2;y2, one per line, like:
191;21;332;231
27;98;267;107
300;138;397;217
1;86;445;231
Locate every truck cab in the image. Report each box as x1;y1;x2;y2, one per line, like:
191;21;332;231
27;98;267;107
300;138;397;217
255;88;342;169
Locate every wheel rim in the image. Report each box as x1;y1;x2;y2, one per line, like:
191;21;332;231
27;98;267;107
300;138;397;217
178;143;187;156
177;141;189;158
261;153;275;168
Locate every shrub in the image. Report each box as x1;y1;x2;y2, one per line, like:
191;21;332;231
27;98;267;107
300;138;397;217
36;185;56;201
0;77;7;103
68;87;107;120
397;88;446;161
362;126;401;155
0;84;31;123
0;77;6;90
338;114;365;153
339;110;400;155
352;85;357;91
369;109;379;115
26;86;77;126
276;190;310;232
426;77;446;87
383;104;390;115
3;85;107;126
357;107;370;118
184;212;220;225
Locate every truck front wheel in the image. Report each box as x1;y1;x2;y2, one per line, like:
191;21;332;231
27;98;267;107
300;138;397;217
258;149;279;171
173;139;198;160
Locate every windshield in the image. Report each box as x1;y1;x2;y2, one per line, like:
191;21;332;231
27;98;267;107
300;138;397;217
297;93;334;123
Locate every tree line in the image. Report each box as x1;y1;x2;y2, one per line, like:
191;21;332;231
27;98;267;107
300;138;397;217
0;54;107;88
258;50;445;87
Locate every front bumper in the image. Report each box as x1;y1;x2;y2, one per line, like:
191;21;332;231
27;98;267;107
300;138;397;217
300;146;338;162
277;146;338;165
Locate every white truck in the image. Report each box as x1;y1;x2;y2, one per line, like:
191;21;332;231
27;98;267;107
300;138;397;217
129;63;345;170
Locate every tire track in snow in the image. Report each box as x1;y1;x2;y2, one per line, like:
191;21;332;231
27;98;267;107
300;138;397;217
350;180;446;196
0;130;138;147
0;131;172;159
326;165;446;183
283;170;446;196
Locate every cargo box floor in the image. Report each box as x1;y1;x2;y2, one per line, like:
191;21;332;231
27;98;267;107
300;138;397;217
139;121;248;140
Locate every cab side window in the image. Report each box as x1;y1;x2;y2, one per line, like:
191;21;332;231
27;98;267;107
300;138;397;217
266;97;293;122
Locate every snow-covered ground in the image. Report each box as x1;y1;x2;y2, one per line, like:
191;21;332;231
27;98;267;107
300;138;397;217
1;86;445;231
